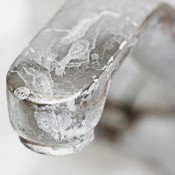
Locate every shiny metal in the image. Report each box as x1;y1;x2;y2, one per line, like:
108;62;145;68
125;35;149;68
6;0;175;155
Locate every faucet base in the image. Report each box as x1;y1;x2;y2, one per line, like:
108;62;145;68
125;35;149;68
19;130;94;156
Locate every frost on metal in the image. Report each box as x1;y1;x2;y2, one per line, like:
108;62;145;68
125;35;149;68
14;87;30;100
6;0;159;155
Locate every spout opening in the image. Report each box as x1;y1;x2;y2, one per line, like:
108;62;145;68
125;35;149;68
19;130;94;156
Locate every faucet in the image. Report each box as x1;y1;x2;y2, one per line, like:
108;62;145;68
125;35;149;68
6;0;175;155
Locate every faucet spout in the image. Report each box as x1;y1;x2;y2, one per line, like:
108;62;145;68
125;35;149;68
6;0;175;155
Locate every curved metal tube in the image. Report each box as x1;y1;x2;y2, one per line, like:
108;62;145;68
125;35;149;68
6;0;175;155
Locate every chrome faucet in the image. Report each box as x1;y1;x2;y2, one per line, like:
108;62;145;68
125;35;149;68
6;0;175;155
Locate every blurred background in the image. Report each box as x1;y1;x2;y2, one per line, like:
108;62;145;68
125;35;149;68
1;0;175;174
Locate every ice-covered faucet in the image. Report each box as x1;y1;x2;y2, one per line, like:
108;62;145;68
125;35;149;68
6;0;175;155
